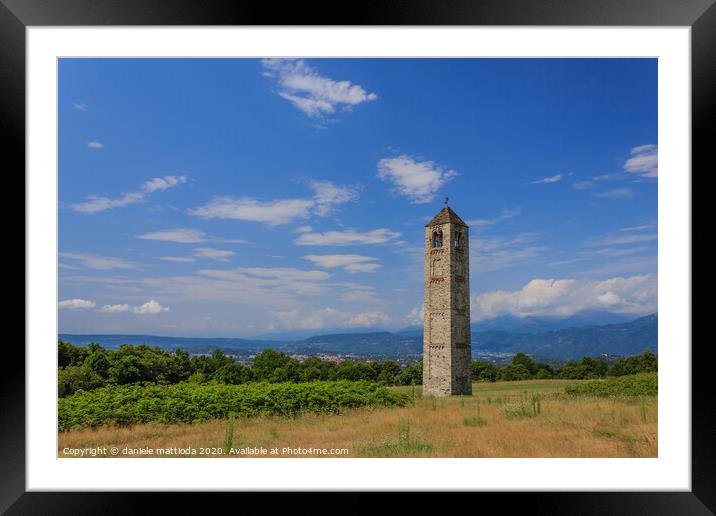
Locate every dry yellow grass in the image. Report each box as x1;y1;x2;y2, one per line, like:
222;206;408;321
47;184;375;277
58;380;657;458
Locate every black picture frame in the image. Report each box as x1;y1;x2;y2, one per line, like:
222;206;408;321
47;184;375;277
4;0;707;511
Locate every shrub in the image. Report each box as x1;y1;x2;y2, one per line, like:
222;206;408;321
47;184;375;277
58;380;411;430
564;372;657;397
503;401;535;419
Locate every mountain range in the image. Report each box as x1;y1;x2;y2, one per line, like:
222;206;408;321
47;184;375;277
60;311;657;360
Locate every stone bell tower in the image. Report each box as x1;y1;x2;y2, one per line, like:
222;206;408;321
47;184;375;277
422;199;472;396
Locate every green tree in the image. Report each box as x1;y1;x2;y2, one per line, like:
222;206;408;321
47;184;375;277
534;362;554;379
107;350;143;384
298;357;337;382
511;352;537;376
558;356;608;379
398;362;423;385
472;360;499;382
251;349;300;382
58;365;105;396
376;360;401;384
84;349;111;377
58;340;89;368
499;364;531;381
608;349;658;376
336;360;375;381
213;363;253;385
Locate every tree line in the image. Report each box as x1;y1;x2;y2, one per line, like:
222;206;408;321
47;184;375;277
58;340;657;397
472;351;657;382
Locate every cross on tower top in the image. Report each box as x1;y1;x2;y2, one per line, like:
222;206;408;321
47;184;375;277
444;196;449;207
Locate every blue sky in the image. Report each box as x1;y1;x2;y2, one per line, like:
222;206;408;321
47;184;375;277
58;58;657;337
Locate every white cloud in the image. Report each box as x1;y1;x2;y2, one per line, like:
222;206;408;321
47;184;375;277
377;155;458;204
584;246;650;258
58;298;96;310
138;228;207;243
98;303;131;313
272;307;391;330
546;228;657;267
142;175;187;193
406;305;424;326
587;228;657;247
343;263;381;273
310;180;360;216
190;197;314;226
137;265;340;309
596;234;656;246
152;267;327;308
160;256;197;263
339;285;383;304
471;233;545;272
262;58;377;118
137;228;248;244
619;224;657;232
577;256;658;278
190;267;331;296
466;208;520;227
72;102;89;111
193;247;235;262
98;299;170;315
60;252;139;270
547;243;653;267
70;175;187;214
471;273;657;320
572;173;619;191
345;311;392;328
75;268;386;330
69;192;145;214
528;174;563;185
624;144;658;178
272;308;340;329
133;299;170;315
87;141;104;149
203;267;329;282
190;180;357;225
594;188;634;199
294;228;401;246
573;180;595;190
302;254;380;273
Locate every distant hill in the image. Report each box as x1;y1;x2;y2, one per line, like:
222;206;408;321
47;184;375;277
474;310;639;334
287;332;422;355
60;312;657;359
398;310;641;336
474;314;658;359
395;326;423;337
250;326;388;341
58;334;287;353
474;314;555;333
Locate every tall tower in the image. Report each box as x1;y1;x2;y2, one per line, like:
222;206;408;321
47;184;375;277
423;201;472;396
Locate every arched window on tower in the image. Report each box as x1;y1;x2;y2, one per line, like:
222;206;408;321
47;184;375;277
432;229;443;248
454;231;462;249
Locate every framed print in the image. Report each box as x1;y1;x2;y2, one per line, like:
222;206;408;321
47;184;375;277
5;0;710;511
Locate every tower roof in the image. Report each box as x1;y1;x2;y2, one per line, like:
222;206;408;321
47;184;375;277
426;206;468;227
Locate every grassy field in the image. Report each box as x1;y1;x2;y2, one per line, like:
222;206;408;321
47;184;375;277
58;379;657;458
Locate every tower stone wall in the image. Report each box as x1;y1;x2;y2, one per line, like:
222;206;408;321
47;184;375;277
422;206;472;396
